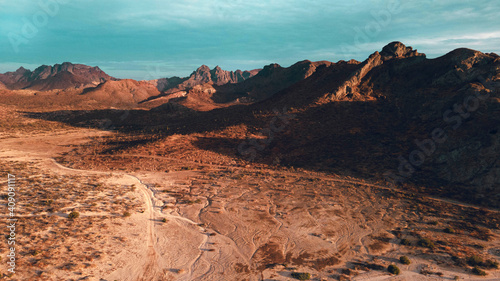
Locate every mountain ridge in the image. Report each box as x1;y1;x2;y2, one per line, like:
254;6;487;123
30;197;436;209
0;62;116;90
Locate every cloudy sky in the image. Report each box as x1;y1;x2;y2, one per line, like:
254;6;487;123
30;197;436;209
0;0;499;79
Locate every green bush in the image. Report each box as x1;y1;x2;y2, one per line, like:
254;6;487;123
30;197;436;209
467;255;483;266
68;211;80;220
388;264;400;275
291;272;311;280
417;238;435;249
444;227;456;234
400;238;411;246
123;211;132;217
399;256;411;265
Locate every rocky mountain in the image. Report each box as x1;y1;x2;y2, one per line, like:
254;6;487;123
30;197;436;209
0;62;115;90
211;60;333;103
148;65;260;92
0;67;31;87
145;60;332;110
243;42;500;206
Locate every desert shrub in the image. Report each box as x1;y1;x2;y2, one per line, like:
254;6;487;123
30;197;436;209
388;264;400;275
444;227;456;234
123;211;131;217
417;238;435;249
68;211;80;220
291;272;311;280
472;266;487;276
162;218;167;223
420;269;433;275
399;256;411;265
400;238;411;246
466;255;483;266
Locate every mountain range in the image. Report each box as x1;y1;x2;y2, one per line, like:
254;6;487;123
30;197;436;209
1;42;499;206
0;62;116;91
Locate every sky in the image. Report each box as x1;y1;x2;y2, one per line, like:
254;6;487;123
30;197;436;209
0;0;499;80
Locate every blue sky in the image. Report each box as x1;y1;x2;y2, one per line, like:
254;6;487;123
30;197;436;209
0;0;499;79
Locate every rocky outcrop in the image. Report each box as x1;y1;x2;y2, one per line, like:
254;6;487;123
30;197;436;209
379;41;424;60
321;42;426;102
432;48;499;86
149;65;260;92
210;66;256;85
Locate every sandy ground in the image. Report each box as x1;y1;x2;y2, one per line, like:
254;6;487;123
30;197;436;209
0;127;499;280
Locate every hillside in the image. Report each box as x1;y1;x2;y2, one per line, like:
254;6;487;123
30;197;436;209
81;79;161;105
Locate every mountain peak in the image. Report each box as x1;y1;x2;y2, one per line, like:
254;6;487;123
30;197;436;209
196;65;211;72
380;41;425;60
15;66;29;74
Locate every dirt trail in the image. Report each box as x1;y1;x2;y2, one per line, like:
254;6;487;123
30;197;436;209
51;159;161;280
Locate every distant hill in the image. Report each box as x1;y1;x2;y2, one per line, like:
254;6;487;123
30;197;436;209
81;79;161;105
0;62;116;90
